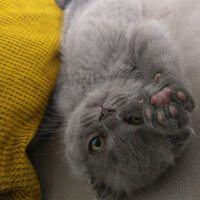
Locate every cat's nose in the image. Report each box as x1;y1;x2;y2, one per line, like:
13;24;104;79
100;106;115;120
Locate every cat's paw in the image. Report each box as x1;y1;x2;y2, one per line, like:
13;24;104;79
143;73;195;133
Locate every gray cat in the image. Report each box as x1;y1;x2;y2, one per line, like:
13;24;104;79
32;0;196;199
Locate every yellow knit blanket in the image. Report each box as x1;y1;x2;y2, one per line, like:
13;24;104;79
0;1;62;199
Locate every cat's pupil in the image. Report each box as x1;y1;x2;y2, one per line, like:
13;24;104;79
90;136;105;152
92;138;101;147
134;117;140;120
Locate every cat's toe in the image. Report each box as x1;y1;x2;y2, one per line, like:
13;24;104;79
177;91;187;101
145;106;167;126
154;73;162;80
169;105;178;117
172;89;195;111
157;110;165;125
145;107;151;120
144;103;189;133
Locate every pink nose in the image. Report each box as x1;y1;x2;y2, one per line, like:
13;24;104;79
100;106;115;120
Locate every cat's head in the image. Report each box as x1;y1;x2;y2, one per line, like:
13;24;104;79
64;79;175;199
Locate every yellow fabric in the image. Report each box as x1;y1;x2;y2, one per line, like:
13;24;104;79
0;1;62;199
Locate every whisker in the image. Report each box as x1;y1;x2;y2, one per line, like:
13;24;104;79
29;150;66;156
30;141;66;145
36;130;63;134
31;136;66;140
39;116;61;121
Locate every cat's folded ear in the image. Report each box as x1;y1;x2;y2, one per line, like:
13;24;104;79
56;0;70;9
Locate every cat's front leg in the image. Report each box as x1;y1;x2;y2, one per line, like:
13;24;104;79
133;20;195;133
142;73;195;134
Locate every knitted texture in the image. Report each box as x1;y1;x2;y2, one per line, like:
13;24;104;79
0;1;62;199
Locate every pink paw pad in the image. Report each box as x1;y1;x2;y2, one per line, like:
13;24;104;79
154;73;162;80
151;87;172;106
157;111;164;124
169;105;178;117
145;108;151;120
177;91;187;101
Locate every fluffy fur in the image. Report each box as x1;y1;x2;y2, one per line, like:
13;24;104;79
28;0;198;200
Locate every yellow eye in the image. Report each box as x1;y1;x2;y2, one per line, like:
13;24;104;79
125;116;143;125
89;137;105;152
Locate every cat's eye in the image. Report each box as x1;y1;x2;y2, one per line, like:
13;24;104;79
125;116;143;125
89;137;105;152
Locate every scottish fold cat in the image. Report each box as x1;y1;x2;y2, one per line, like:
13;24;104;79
29;0;196;199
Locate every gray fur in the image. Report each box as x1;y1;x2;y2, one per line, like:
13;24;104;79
56;0;71;9
32;0;196;199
